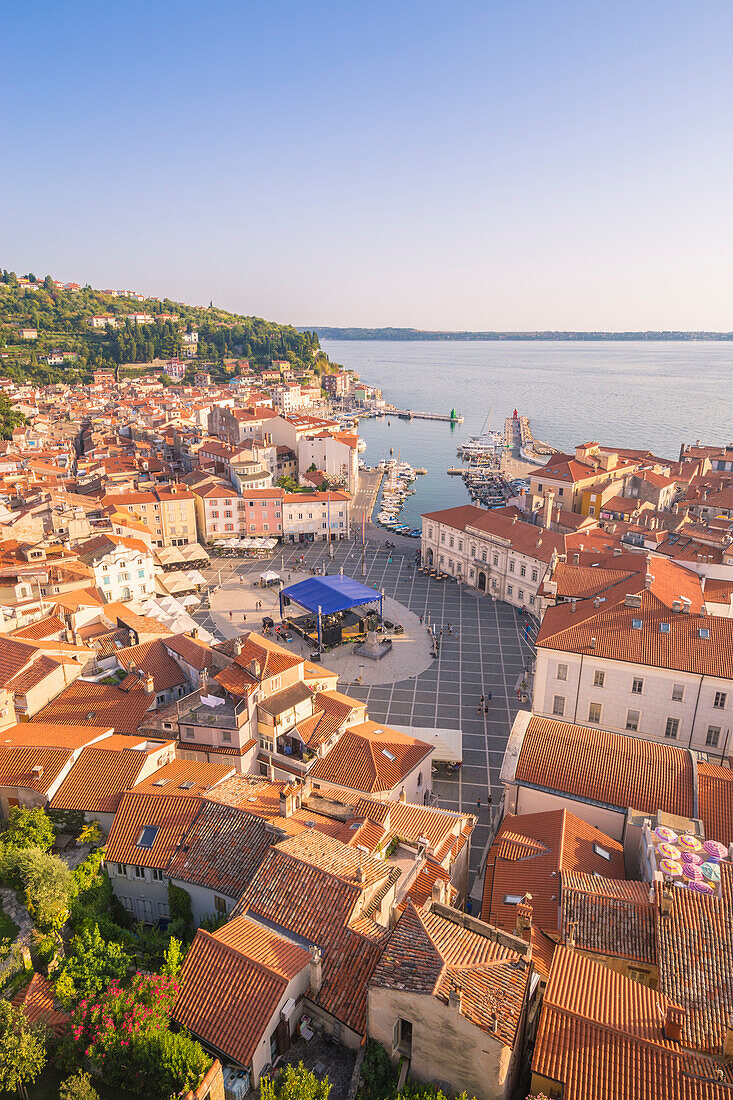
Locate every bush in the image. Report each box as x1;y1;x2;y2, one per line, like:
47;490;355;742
167;882;193;934
59;1070;100;1100
0;846;77;931
358;1040;398;1100
55;924;130;1006
68;972;211;1098
199;911;228;933
262;1063;331;1100
0;807;54;851
0;998;47;1092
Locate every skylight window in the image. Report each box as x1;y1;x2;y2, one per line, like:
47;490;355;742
593;843;612;861
660;623;671;633
504;895;524;904
136;825;159;849
382;748;396;761
178;781;195;790
699;627;710;639
152;779;168;787
632;619;642;630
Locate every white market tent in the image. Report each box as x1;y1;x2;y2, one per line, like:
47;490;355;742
260;569;280;584
389;724;463;765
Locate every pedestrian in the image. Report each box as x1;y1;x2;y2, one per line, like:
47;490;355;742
479;694;485;706
488;691;492;703
484;705;489;715
466;898;473;915
419;615;423;625
476;797;481;810
229;611;233;621
517;687;521;700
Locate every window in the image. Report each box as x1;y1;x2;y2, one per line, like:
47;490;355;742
225;510;232;518
493;553;499;567
260;735;274;752
529;595;535;606
184;726;195;740
632;619;642;630
593;670;605;688
417;771;423;788
136;825;159;849
665;717;680;739
507;585;513;596
671;684;685;702
134;865;146;879
152;868;164;881
509;560;515;573
156;694;166;706
557;663;568;681
588;701;602;724
440;533;445;543
222;730;232;743
714;691;727;709
214;895;227;913
552;695;565;717
428;526;433;539
449;536;454;548
103;576;110;585
626;709;640;731
520;564;526;577
504;894;524;904
632;677;644;694
481;550;487;563
116;863;124;875
137;568;145;578
593;843;612;861
706;726;721;748
531;568;538;582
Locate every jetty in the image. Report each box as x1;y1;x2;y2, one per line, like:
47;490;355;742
387;409;464;423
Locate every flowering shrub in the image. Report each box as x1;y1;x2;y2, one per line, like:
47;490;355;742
68;972;210;1099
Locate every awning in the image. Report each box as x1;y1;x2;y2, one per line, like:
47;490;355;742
389;724;463;764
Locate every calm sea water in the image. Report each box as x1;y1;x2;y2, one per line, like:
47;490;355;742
322;340;733;528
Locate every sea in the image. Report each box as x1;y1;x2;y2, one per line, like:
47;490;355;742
322;339;733;529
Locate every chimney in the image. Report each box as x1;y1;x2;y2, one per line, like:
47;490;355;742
190;626;198;639
660;880;674;917
249;658;261;679
233;638;242;657
590;637;596;649
200;667;208;690
573;552;580;565
570;598;577;614
266;761;275;781
309;945;322;993
565;918;577;948
664;1004;685;1043
448;986;462;1013
543;490;555;529
399;786;406;802
279;783;297;818
431;878;447;906
515;896;533;943
144;673;155;694
31;764;44;780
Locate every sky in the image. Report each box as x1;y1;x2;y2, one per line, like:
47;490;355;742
3;1;733;331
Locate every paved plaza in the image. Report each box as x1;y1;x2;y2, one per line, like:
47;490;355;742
188;529;537;895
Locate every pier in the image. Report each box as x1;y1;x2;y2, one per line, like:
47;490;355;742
385;409;464;423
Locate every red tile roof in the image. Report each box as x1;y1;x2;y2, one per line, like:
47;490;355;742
32;680;154;735
105;791;202;869
11;974;68;1037
50;745;149;813
174;917;310;1066
310;720;432;794
514;716;696;818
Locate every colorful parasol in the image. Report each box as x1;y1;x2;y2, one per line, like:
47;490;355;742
678;834;702;853
681;851;704;866
701;862;721;883
654;826;679;844
703;840;728;861
687;880;714;895
682;862;703;881
657;842;681;860
659;859;683;877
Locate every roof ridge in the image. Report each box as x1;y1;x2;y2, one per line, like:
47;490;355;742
542;996;683;1058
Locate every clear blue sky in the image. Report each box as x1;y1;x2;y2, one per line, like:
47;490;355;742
3;1;733;330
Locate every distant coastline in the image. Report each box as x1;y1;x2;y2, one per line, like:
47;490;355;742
309;327;733;341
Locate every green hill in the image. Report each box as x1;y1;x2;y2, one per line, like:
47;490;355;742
0;270;322;385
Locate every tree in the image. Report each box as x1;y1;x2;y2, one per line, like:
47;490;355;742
262;1063;331;1100
20;849;76;932
162;935;183;977
0;806;54;850
56;923;130;1005
59;1071;100;1100
0;998;46;1093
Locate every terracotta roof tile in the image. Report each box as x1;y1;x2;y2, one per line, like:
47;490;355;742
50;746;149;813
310;721;432;794
167;802;271;898
32;680;154;735
105;791;202;869
515;716;696;818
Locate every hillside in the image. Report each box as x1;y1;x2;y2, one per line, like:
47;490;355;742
0;269;322;385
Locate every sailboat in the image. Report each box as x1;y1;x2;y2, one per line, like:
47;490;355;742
458;408;503;457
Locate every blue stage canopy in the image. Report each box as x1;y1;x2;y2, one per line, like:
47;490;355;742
281;575;381;616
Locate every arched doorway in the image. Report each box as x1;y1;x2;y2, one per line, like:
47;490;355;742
425;548;434;568
477;571;487;592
